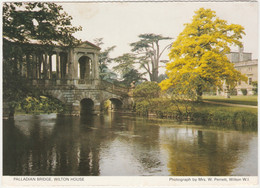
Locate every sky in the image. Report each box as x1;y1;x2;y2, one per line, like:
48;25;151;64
58;1;258;74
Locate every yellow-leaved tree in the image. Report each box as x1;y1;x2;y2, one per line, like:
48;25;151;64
160;8;247;100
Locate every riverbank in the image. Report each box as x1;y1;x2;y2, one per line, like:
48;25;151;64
135;99;257;131
191;102;257;131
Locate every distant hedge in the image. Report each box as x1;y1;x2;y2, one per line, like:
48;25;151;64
191;110;257;131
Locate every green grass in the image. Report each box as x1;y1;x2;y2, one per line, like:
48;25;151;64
202;95;258;106
193;102;257;114
192;102;258;131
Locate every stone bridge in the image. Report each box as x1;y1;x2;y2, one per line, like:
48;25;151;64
3;39;133;118
30;79;132;116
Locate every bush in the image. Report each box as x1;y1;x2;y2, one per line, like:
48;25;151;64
252;81;258;95
241;89;248;96
135;100;150;116
233;111;258;131
191;109;257;131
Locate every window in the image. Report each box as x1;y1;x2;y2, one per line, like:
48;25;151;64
249;78;252;85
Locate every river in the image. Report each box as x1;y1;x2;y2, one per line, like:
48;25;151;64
3;113;258;176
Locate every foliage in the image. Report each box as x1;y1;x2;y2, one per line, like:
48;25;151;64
102;100;111;112
160;8;247;99
20;96;64;114
252;81;258;95
112;53;147;86
133;81;161;102
130;33;172;82
99;64;118;82
94;38;117;80
121;69;147;87
135;100;150;116
113;53;136;75
191;109;257;131
158;74;168;83
241;88;248;96
3;2;81;115
3;2;82;46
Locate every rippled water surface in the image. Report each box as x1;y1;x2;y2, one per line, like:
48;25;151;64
3;113;258;176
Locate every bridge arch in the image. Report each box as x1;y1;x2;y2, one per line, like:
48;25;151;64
80;98;94;116
102;97;123;112
78;55;92;80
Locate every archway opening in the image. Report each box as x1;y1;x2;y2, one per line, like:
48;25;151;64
78;56;92;80
104;98;123;112
80;98;94;115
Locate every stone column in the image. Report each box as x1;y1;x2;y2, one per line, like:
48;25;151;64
26;54;31;78
66;52;69;78
67;49;73;79
56;51;60;79
73;53;79;79
94;53;99;80
32;54;37;79
49;54;52;79
35;55;38;79
44;53;48;79
60;53;64;79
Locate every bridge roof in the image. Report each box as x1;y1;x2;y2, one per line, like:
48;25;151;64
78;40;101;50
3;36;100;51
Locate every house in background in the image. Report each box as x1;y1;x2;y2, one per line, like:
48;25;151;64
218;47;258;96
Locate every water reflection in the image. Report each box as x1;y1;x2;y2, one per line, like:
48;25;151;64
160;127;256;176
3;113;257;176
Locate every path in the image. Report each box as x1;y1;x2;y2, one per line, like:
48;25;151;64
203;100;258;109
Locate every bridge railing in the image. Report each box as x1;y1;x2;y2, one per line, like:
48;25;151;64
29;78;131;96
100;80;130;96
30;79;96;86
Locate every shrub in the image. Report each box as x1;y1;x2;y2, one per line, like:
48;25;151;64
241;88;248;96
233;111;258;131
252;81;258;95
191;109;257;131
135;100;150;116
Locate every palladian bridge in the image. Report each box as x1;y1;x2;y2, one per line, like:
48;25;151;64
3;40;133;118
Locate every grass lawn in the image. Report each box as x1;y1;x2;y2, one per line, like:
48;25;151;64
193;102;258;115
202;95;258;106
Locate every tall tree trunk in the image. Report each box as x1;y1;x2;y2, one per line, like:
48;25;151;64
196;84;203;101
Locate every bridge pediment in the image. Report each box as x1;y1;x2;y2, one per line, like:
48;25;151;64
76;41;101;51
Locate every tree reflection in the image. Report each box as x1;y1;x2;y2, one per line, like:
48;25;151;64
162;128;252;176
3;114;257;176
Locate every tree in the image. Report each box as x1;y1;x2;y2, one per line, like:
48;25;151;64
3;2;81;115
3;2;81;46
121;69;147;87
94;38;117;80
160;8;247;100
130;33;172;82
133;81;161;102
113;53;147;86
113;53;136;76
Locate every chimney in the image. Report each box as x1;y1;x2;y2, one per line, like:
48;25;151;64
238;46;244;62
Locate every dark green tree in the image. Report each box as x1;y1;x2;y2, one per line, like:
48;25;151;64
3;2;82;116
121;69;147;87
94;38;117;80
130;33;172;82
113;53;136;76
